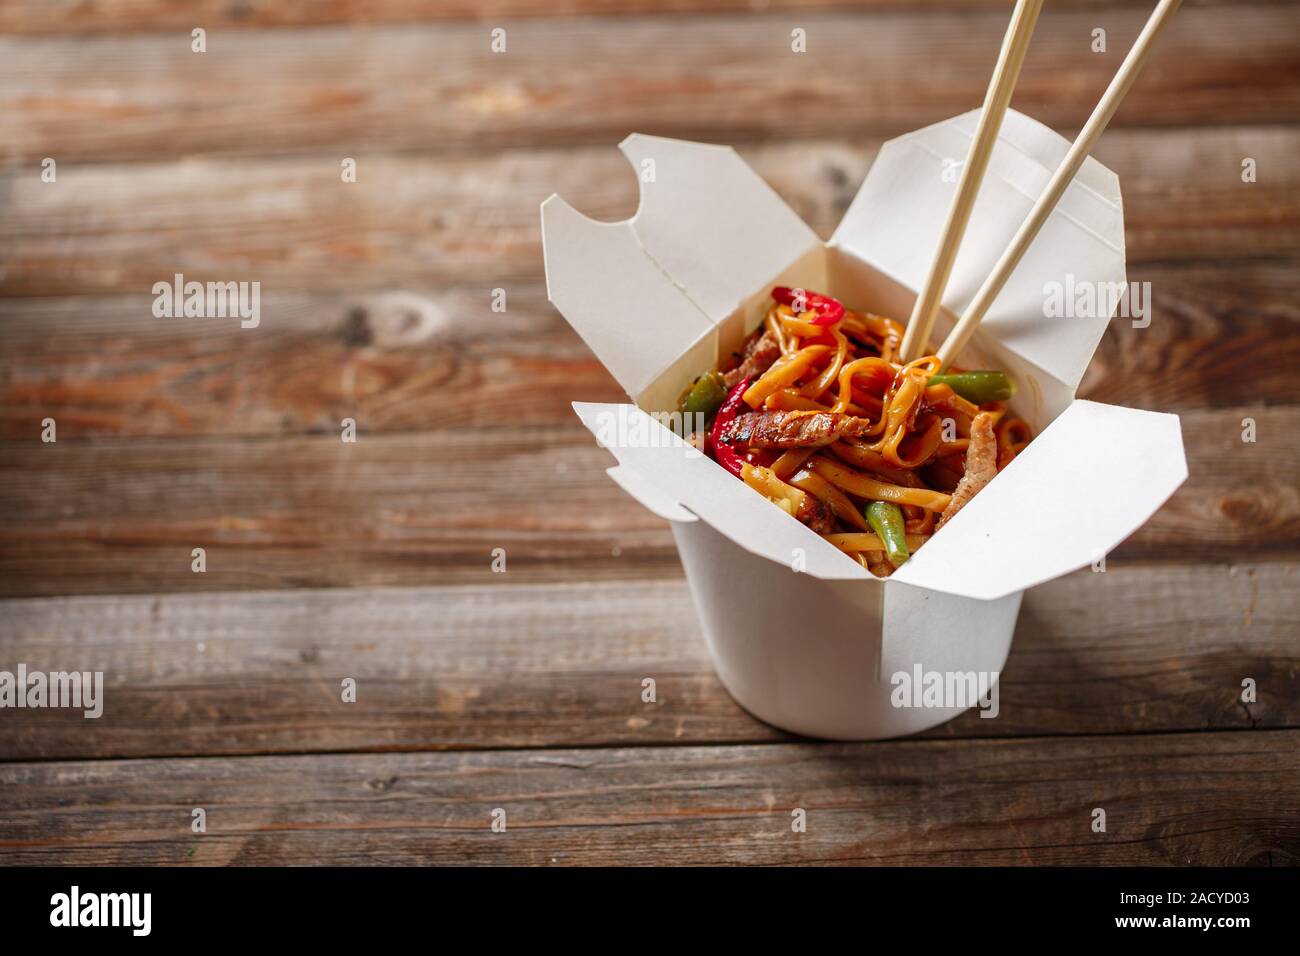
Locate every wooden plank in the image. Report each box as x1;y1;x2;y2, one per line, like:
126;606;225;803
1079;260;1300;412
0;422;676;596
2;259;1296;441
0;564;1293;759
0;406;1294;597
0;1;1265;38
0;285;624;439
2;127;1294;299
1;730;1295;864
2;8;1297;164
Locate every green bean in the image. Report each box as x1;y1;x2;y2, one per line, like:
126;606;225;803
928;371;1016;404
865;501;910;569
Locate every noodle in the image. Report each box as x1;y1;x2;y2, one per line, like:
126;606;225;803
799;327;848;400
743;345;831;407
771;447;815;480
824;532;931;553
811;457;953;512
787;468;873;531
693;287;1033;578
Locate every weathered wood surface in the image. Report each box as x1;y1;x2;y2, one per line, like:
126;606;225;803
1;0;1296;869
0;285;621;439
2;730;1296;865
3;8;1298;165
1;260;1297;441
0;564;1292;761
3;127;1297;299
0;0;1271;37
0;407;1294;597
1078;261;1300;412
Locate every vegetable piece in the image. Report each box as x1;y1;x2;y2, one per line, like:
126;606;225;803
771;286;846;327
865;501;910;568
708;377;753;477
678;370;727;420
927;371;1016;404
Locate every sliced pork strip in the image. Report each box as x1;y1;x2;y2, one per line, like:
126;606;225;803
720;410;874;449
935;411;998;530
796;493;837;534
722;329;781;389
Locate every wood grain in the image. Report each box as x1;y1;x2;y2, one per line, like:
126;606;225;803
2;730;1296;864
3;127;1296;299
0;406;1294;597
0;285;624;439
2;8;1297;165
1078;260;1300;412
0;563;1292;760
0;0;1268;37
2;259;1296;441
0;0;1295;872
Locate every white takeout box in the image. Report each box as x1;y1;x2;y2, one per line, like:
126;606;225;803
541;110;1188;739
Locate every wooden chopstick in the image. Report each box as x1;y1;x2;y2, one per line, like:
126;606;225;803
898;0;1043;365
936;0;1184;371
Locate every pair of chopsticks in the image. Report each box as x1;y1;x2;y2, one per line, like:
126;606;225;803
898;0;1183;369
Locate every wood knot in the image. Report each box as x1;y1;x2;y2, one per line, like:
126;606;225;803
342;292;448;349
823;163;850;189
342;307;373;347
1219;494;1260;524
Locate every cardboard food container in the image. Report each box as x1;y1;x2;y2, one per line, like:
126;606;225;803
541;110;1188;740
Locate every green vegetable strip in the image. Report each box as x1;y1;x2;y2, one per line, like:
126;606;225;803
678;371;727;420
866;501;910;569
928;371;1016;404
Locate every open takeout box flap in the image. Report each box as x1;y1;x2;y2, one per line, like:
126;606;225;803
542;135;821;398
550;121;1178;601
605;465;697;524
618;134;822;321
831;109;1126;392
541;196;713;398
574;402;874;581
889;400;1188;600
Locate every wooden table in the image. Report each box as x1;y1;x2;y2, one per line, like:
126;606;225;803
1;1;1297;866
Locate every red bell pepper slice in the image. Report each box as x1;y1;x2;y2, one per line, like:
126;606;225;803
771;286;845;327
708;377;752;477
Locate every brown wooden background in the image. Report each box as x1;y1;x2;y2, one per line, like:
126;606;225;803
0;0;1297;865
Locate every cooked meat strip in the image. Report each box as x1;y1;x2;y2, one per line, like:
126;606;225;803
795;493;837;534
722;329;781;388
936;412;998;530
720;410;873;449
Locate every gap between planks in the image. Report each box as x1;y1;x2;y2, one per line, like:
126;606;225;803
1;257;1297;441
0;406;1295;598
2;127;1297;298
2;9;1298;165
2;728;1296;865
0;563;1293;760
1;0;1286;38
